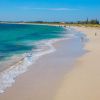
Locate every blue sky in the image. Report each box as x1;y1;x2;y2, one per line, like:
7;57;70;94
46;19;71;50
0;0;100;21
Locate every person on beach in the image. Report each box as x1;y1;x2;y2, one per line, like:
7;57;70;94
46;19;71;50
95;32;97;36
64;25;66;28
81;36;84;42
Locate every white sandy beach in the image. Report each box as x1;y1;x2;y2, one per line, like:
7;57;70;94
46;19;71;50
54;26;100;100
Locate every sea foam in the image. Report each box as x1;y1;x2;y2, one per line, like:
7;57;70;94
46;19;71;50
0;38;61;94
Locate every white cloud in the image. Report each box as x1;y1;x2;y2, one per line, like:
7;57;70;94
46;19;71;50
21;7;79;11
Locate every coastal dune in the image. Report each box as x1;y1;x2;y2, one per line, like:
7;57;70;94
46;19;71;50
54;26;100;100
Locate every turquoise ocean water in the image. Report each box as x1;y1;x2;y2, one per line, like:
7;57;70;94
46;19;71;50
0;24;68;93
0;24;66;61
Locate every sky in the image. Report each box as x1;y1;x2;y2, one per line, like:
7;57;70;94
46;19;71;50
0;0;100;22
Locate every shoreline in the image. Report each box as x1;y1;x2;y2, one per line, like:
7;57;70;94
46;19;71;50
0;37;67;93
0;24;64;72
0;22;100;28
54;26;100;100
0;24;79;94
0;24;68;93
0;27;85;100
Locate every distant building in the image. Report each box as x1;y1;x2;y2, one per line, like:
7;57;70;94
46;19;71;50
60;22;65;24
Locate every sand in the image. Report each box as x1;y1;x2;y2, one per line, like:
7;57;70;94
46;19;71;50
54;26;100;100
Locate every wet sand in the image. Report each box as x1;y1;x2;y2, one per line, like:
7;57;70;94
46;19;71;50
0;32;85;100
54;26;100;100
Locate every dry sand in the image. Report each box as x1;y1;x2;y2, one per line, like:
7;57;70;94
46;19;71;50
54;26;100;100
